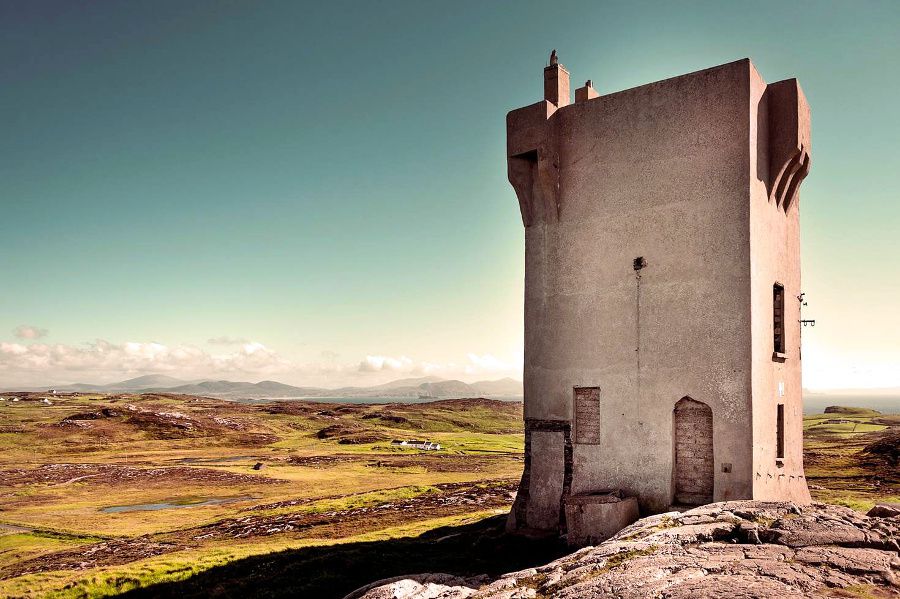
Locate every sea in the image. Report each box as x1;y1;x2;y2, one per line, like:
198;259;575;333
802;393;900;415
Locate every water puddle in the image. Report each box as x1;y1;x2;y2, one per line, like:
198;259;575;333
0;523;32;535
175;456;259;464
101;495;255;513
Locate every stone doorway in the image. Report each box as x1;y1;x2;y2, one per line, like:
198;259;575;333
673;397;714;505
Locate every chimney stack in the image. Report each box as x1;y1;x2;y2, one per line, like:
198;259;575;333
544;49;570;107
575;79;599;103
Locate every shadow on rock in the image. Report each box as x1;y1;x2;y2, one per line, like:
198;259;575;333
120;515;568;599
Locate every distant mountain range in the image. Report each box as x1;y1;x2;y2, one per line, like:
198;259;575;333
45;374;523;400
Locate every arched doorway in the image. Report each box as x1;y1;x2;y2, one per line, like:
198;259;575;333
673;397;714;505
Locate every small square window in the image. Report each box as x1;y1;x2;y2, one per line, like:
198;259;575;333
574;387;601;444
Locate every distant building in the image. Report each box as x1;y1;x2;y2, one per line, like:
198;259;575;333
391;439;442;451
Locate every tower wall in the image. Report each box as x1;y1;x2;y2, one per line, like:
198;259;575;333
749;65;812;503
507;57;811;534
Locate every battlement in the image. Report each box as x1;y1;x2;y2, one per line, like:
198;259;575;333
508;55;811;228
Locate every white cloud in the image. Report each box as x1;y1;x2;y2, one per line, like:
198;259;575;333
0;339;291;385
208;336;250;345
358;355;416;373
0;336;523;389
464;353;516;376
355;352;521;380
13;325;48;340
212;341;292;374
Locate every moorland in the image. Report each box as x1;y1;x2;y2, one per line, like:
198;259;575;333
0;392;896;598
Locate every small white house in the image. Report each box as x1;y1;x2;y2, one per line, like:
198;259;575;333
390;439;441;451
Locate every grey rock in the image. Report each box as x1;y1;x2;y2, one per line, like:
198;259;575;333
868;503;900;518
345;574;478;599
353;501;900;599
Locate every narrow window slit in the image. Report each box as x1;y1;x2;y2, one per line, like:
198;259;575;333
773;283;785;357
776;404;785;461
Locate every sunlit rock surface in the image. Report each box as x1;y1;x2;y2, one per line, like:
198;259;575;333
351;501;899;598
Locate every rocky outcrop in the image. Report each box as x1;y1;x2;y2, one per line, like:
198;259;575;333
864;432;900;468
869;504;900;519
351;501;899;598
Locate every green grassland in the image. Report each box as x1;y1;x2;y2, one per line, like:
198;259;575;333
0;393;525;598
803;407;899;511
0;392;897;598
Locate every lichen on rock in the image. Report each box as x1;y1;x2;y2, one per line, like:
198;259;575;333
350;501;899;598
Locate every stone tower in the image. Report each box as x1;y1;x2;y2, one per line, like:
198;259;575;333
506;54;812;536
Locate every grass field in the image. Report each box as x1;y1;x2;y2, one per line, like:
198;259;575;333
0;393;527;598
0;392;897;598
803;406;899;511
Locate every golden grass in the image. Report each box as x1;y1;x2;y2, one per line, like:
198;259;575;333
0;394;523;597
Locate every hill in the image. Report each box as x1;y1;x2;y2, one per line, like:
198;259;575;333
470;378;523;396
44;375;523;400
60;374;192;392
162;379;326;398
369;376;444;390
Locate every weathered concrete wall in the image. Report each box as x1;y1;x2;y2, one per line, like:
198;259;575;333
507;57;811;533
748;64;812;503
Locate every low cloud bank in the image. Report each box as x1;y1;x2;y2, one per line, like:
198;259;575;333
358;353;519;379
0;339;522;389
0;339;290;387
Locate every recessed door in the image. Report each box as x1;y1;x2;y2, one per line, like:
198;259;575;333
673;397;714;505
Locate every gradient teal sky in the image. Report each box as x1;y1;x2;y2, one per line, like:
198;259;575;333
1;1;898;389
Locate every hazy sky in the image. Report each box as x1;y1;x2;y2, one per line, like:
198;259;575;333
1;1;898;390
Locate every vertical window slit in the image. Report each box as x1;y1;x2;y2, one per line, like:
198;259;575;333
776;404;785;461
773;283;785;355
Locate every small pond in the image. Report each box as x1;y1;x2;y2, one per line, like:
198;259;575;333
0;523;32;535
175;456;260;464
101;495;255;513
